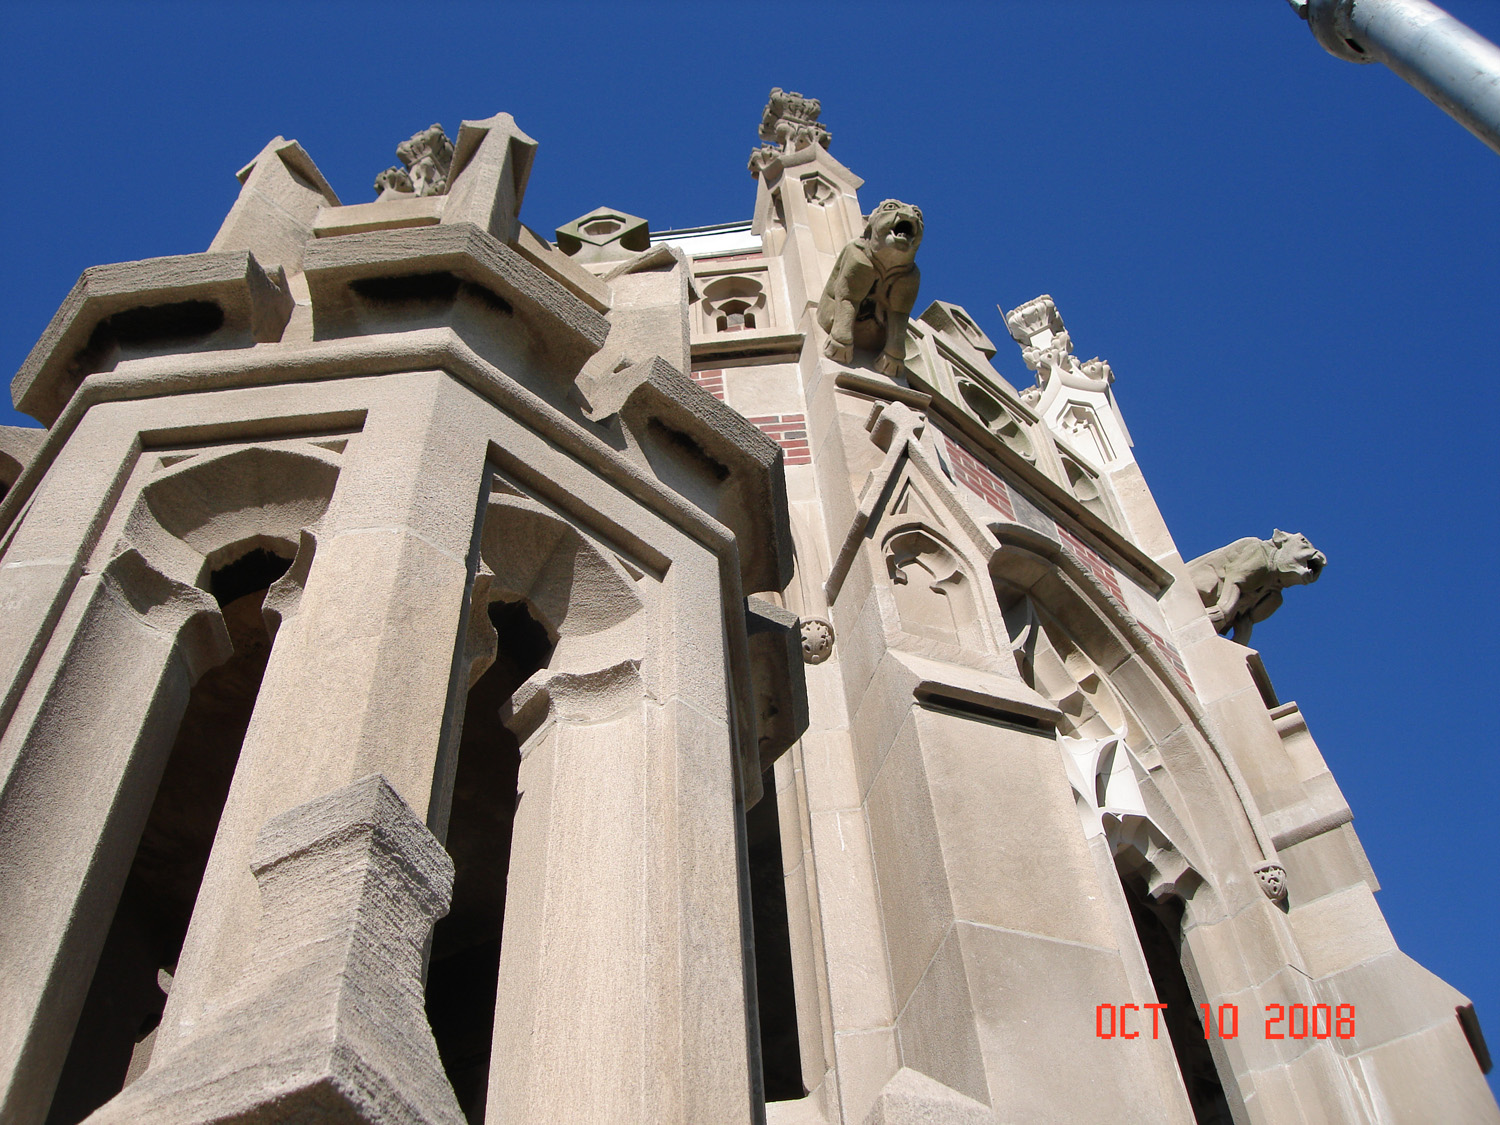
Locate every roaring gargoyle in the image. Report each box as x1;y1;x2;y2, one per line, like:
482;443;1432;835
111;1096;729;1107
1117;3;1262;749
1187;530;1326;644
816;199;923;376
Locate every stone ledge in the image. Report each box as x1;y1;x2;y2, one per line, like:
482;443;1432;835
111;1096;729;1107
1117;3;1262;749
13;250;293;426
301;221;609;376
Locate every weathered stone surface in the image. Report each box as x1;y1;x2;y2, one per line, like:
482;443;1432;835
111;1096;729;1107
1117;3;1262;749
0;424;43;497
300;220;608;376
210;136;340;274
2;94;1492;1125
13;250;293;426
859;1068;994;1125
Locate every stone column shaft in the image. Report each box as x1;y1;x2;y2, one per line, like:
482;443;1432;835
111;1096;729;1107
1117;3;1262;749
0;553;228;1125
157;374;487;1059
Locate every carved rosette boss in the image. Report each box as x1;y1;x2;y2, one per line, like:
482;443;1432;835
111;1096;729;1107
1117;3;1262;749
800;617;835;665
1255;862;1288;903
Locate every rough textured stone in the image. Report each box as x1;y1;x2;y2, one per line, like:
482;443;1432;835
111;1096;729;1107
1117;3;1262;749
13;250;293;426
859;1068;994;1125
82;774;463;1125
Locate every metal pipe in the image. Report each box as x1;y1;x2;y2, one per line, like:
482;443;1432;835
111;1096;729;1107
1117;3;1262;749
1290;0;1500;155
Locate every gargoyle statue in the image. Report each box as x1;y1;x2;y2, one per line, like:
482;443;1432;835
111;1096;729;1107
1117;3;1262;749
816;199;923;376
1187;530;1326;645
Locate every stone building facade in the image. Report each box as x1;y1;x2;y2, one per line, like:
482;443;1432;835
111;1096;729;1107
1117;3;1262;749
0;93;1493;1124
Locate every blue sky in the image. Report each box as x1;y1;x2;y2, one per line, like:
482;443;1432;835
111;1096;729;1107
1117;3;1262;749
3;0;1497;1096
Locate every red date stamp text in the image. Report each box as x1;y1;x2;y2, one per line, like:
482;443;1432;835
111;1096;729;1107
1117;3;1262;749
1095;1003;1355;1040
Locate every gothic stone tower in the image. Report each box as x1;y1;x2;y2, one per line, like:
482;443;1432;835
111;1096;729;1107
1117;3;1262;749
0;95;1493;1125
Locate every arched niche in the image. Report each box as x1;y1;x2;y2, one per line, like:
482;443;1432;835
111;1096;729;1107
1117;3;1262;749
4;440;344;1125
990;535;1210;911
701;275;768;335
1001;564;1235;1118
124;445;340;593
881;522;987;653
467;490;645;690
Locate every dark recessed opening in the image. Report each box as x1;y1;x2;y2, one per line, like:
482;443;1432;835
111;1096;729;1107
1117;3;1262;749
45;549;288;1125
460;281;513;315
425;599;553;1123
915;692;1044;730
747;774;804;1103
1344;37;1366;54
70;300;226;377
351;271;462;304
648;421;731;483
209;548;292;607
1122;880;1233;1125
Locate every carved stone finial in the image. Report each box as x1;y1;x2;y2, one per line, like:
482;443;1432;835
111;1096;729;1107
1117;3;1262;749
750;87;831;177
800;617;835;664
1255;861;1289;903
816;200;924;375
374;122;454;198
759;87;831;152
1004;294;1119;400
1187;530;1327;645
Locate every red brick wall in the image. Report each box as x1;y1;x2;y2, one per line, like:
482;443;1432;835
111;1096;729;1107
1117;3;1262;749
689;368;726;400
942;436;1015;520
747;414;810;466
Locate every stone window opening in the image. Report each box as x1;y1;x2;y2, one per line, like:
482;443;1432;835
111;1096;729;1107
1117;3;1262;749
717;301;756;333
1002;588;1231;1123
745;768;805;1104
701;275;768;336
425;597;554;1124
1119;880;1234;1125
44;545;293;1125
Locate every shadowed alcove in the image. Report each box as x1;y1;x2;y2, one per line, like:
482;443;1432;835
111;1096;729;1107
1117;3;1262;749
44;547;292;1125
425;598;554;1123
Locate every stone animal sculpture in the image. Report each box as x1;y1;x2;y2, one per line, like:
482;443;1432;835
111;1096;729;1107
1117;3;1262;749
817;199;923;376
1187;530;1326;644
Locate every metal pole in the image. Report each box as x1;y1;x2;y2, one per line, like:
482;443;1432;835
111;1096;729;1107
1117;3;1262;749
1290;0;1500;155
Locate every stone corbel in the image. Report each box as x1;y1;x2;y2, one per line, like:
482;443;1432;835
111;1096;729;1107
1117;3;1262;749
744;596;810;775
260;529;317;644
459;560;500;690
100;547;232;685
504;659;645;747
